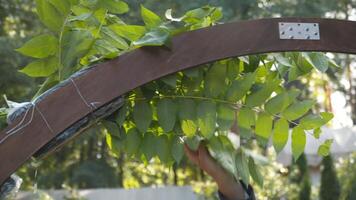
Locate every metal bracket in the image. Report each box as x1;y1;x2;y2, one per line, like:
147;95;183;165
279;22;320;40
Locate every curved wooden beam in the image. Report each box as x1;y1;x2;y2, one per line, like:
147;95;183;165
1;18;356;184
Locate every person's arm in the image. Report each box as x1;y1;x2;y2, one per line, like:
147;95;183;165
184;144;255;200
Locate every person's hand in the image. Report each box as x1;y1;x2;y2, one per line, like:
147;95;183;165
184;143;246;200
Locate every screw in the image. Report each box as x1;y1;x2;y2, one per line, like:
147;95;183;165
289;27;293;31
306;28;310;32
281;31;285;35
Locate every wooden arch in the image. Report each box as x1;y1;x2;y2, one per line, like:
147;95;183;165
1;18;356;184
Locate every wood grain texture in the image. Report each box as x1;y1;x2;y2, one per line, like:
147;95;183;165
1;18;356;184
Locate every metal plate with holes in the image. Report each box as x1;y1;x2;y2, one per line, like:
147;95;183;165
279;22;320;40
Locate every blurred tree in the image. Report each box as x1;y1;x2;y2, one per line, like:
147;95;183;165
320;156;340;200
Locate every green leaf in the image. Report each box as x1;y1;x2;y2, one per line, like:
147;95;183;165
102;120;120;136
246;79;279;107
317;139;333;156
204;63;226;98
238;107;256;128
61;30;94;78
291;126;306;161
235;149;249;185
282;100;315;121
140;5;162;28
226;59;240;81
300;114;327;130
314;128;322;139
197;101;216;139
16;34;58;58
140;132;156;160
182;120;198;138
320;112;334;123
156;135;172;163
308;52;329;72
157;99;177;132
255;113;273;146
273;53;293;67
209;136;238;180
49;0;73;15
98;0;129;14
161;74;177;88
226;73;255;102
101;27;129;50
133;28;170;46
237;107;255;138
133;101;153;133
125;128;142;156
265;92;290;115
217;104;235;131
20;57;58;77
116;103;127;126
106;132;113;150
36;0;64;32
248;156;263;187
179;99;197;137
185;136;201;151
273;118;289;153
110;25;146;41
171;136;184;164
183;6;222;24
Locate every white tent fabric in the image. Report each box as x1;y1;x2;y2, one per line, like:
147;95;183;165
277;126;356;166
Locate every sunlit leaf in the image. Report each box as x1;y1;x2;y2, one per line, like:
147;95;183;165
179;99;197;137
141;5;162;28
255;113;273;146
317;139;333;156
282;100;315;121
291;126;306;161
20;57;58;77
273;118;289;153
16;34;58;58
197;101;216;139
36;0;64;32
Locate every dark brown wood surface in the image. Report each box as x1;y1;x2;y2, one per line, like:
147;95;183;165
1;18;356;184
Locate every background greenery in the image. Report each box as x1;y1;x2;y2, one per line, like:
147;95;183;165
1;0;356;200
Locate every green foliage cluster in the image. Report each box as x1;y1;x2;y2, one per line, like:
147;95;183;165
320;156;341;200
6;0;337;188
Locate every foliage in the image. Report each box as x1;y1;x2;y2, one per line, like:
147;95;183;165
296;154;311;200
2;0;339;192
320;156;340;200
336;152;356;200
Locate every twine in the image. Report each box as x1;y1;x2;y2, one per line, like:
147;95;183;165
0;78;101;145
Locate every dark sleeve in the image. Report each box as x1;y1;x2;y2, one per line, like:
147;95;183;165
217;181;256;200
